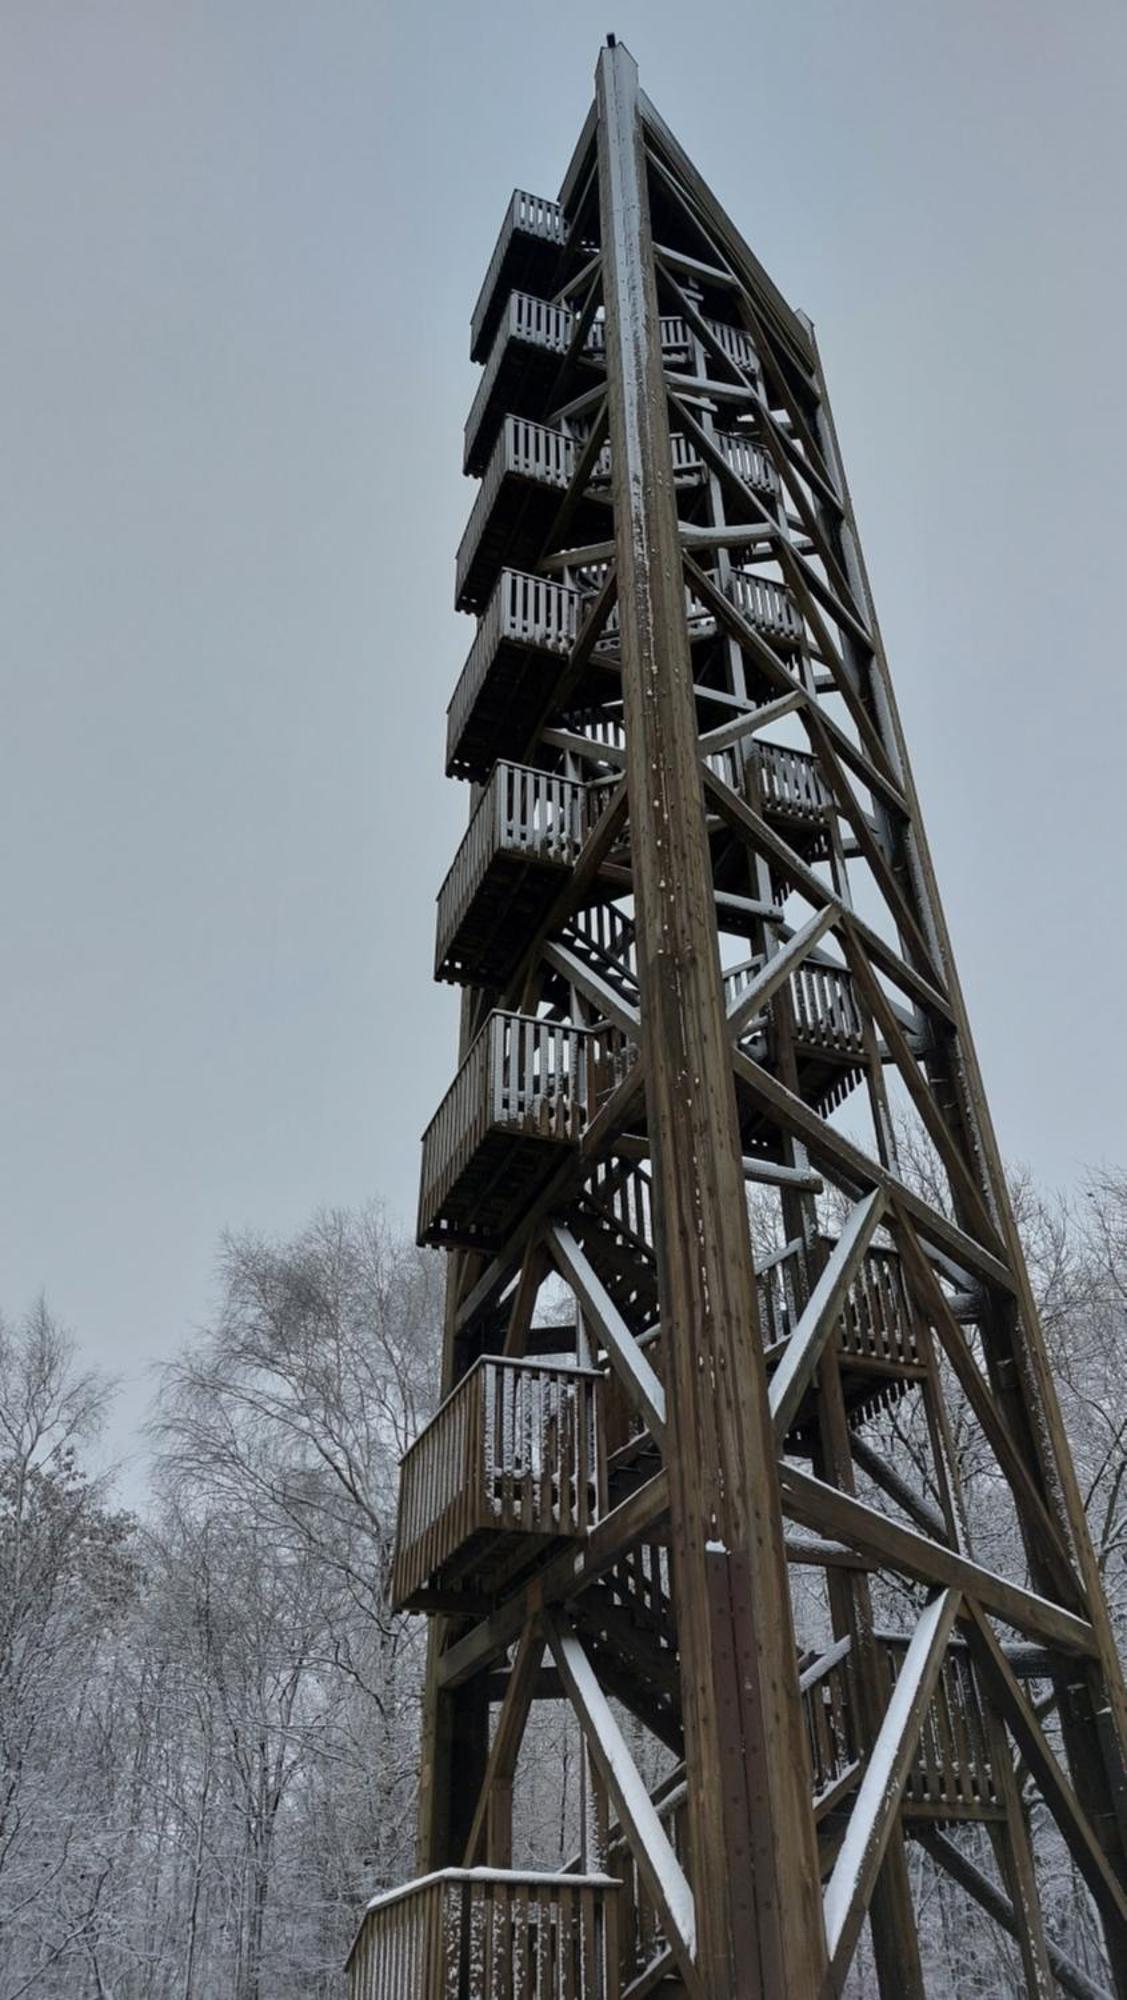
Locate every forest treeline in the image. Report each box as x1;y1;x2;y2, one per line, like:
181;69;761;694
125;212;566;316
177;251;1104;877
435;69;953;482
0;1158;1124;1998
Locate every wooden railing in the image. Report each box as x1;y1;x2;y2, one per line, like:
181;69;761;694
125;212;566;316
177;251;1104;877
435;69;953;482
470;189;568;359
419;1014;593;1244
722;957;863;1056
456;419;785;605
392;1356;603;1611
838;1243;920;1367
800;1637;861;1810
448;570;579;770
727;567;804;646
597;427;776;498
586;309;758;373
755;1236;920;1373
456;420;579;605
750;740;830;820
466;293;577;464
883;1637;998;1814
436;765;587;975
789;960;865;1052
348;1868;620;2000
756;1236;809;1349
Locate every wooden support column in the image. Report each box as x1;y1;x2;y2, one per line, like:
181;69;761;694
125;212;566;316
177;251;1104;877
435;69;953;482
595;41;827;1997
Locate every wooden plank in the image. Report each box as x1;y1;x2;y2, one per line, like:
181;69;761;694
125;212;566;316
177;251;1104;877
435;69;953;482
892;1210;1082;1606
849;1432;949;1543
461;1618;546;1867
732;1046;1014;1292
541;941;640;1035
838;923;1003;1255
697;687;804;756
769;1188;885;1441
823;1589;961;1978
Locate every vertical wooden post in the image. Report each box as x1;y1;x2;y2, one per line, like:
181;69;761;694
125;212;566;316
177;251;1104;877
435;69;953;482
595;42;827;1996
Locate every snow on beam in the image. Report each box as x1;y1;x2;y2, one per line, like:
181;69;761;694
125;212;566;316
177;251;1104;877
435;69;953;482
549;1224;666;1443
823;1589;962;1979
546;1613;698;1982
769;1187;885;1441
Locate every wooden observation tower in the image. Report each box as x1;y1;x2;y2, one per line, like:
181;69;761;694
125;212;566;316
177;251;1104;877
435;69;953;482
349;41;1127;1999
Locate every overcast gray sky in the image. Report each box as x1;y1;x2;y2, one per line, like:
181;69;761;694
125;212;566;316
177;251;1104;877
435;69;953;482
2;0;1124;1483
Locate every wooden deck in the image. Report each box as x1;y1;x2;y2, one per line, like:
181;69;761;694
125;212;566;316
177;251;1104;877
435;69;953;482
435;764;588;988
347;1868;620;2000
391;1356;604;1613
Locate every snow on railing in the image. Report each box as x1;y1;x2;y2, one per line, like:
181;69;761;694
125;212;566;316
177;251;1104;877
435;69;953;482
418;1013;605;1247
750;740;830;821
435;764;587;979
447;569;580;770
721;957;863;1057
392;1357;603;1612
755;1233;919;1375
466;293;577;467
470;189;568;360
347;1866;620;2000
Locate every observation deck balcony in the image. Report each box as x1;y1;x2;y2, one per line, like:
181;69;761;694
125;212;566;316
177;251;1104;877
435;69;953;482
455;417;782;618
465;290;762;475
446;569;620;781
435;764;589;989
418;1012;632;1251
348;1867;620;2000
390;1355;604;1613
470;190;570;364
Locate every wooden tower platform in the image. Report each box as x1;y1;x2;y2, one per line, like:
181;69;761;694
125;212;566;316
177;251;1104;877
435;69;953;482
349;41;1127;1999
